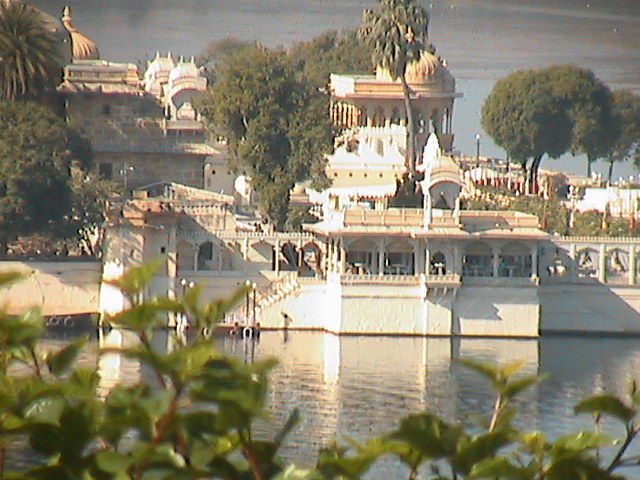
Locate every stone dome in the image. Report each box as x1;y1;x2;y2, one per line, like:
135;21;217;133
405;50;441;83
375;49;444;84
168;58;201;83
61;6;99;61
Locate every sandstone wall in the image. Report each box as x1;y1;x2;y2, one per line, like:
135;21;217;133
0;261;101;316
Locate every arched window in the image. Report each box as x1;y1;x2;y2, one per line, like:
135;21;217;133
463;242;492;277
499;242;531;277
347;239;377;274
198;241;214;269
385;240;414;275
430;251;447;275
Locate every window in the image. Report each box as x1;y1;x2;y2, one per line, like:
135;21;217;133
99;163;113;179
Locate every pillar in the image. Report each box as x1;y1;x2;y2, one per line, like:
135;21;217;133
629;245;636;285
377;239;385;275
339;239;346;274
275;239;281;276
193;244;199;272
412;240;421;275
598;243;607;283
491;246;500;277
425;243;431;276
531;245;538;278
569;243;577;279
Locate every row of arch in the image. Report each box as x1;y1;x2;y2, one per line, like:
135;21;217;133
340;239;536;278
330;102;454;135
175;238;324;275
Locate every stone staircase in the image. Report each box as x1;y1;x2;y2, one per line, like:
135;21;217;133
224;272;301;327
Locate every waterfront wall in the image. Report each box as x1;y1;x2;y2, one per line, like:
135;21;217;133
0;261;101;316
259;276;541;337
540;284;640;334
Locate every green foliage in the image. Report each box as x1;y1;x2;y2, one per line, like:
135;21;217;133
358;0;431;173
542;65;618;177
0;2;63;101
198;44;333;231
609;90;640;179
481;69;572;192
0;101;103;252
288;30;371;89
3;266;640;479
482;65;622;187
462;185;640;237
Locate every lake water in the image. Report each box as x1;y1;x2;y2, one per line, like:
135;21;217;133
26;328;640;479
30;0;640;178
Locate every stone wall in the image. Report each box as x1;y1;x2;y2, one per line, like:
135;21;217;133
0;261;101;315
95;151;204;190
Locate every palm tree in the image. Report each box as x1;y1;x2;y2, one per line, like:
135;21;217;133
0;1;63;101
358;0;429;174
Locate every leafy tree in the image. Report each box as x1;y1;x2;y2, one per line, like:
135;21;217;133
0;101;96;253
358;0;430;174
3;264;640;479
0;1;63;101
288;29;371;89
481;70;572;193
198;44;332;231
607;90;640;182
196;36;255;83
542;65;618;178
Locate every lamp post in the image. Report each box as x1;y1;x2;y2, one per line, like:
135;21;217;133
475;134;481;169
178;278;194;331
121;163;135;199
244;280;251;322
251;282;257;326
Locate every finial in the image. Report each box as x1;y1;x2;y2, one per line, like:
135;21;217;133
61;5;74;30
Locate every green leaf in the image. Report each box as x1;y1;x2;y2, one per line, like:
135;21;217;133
467;457;532;480
274;408;300;450
502;374;545;399
46;335;87;376
94;450;134;474
317;452;378;480
0;271;23;289
457;358;501;384
389;413;463;459
552;431;614;453
271;463;322;480
105;259;164;298
452;431;511;475
574;394;636;423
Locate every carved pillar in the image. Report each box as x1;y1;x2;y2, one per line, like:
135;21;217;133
492;245;500;277
598;243;607;283
275;239;281;276
630;245;636;285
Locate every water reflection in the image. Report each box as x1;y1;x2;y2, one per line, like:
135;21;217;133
35;329;640;478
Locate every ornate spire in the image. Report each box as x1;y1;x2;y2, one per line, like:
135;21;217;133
62;6;99;61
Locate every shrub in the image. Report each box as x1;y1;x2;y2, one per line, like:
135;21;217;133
1;264;639;479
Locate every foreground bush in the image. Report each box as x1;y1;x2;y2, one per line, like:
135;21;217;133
1;264;640;479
